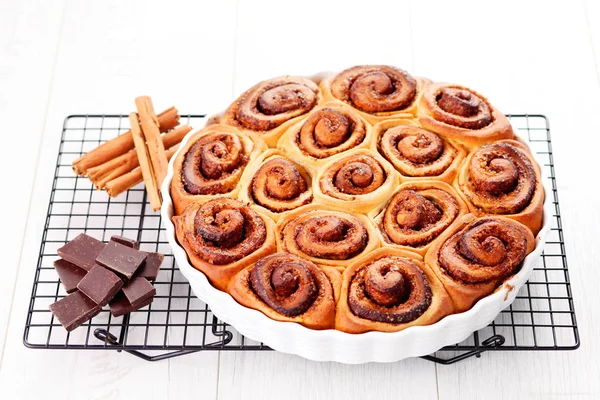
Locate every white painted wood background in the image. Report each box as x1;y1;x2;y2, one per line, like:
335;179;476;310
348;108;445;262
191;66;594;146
1;0;599;398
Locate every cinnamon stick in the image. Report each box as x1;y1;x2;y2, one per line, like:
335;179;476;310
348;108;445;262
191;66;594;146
105;145;179;198
136;96;169;188
94;152;141;189
72;107;179;176
88;124;192;188
87;152;131;183
129;113;161;210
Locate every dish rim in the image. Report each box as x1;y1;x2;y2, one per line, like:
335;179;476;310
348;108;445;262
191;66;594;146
160;76;552;363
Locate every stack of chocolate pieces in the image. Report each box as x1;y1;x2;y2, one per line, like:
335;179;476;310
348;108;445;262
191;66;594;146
49;233;164;331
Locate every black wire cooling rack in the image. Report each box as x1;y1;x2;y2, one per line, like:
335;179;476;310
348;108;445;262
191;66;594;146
23;114;579;364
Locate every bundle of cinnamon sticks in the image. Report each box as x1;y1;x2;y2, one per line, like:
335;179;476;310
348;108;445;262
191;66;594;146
72;96;191;211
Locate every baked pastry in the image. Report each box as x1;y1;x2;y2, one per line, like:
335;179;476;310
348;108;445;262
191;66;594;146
373;181;468;256
276;204;380;271
170;124;266;214
425;214;535;312
276;102;373;169
228;252;341;330
320;65;430;123
417;82;514;147
455;139;544;234
313;149;399;214
172;198;276;291
373;119;466;184
222;76;323;147
237;149;313;221
336;247;453;333
167;66;545;335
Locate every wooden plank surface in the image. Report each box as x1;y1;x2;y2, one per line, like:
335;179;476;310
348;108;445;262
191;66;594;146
412;1;600;399
0;0;236;398
1;0;599;399
0;0;67;365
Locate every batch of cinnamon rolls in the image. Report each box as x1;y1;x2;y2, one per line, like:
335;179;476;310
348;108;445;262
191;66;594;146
170;65;544;334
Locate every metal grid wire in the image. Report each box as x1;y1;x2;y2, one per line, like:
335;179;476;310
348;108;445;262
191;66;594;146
23;114;579;363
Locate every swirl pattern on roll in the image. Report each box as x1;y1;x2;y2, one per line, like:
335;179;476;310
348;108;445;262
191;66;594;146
250;156;312;212
463;142;536;214
381;187;460;247
330;65;417;113
348;256;432;323
281;212;368;261
378;124;459;177
320;153;386;199
189;198;266;265
182;130;249;195
249;253;321;317
425;85;493;129
297;106;367;159
228;76;320;131
439;218;530;283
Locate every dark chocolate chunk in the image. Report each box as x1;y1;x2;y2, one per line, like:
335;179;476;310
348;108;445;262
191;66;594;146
134;252;164;281
57;233;105;271
53;259;87;293
109;291;154;317
96;240;147;279
76;264;123;306
122;277;156;308
49;291;101;332
110;235;139;249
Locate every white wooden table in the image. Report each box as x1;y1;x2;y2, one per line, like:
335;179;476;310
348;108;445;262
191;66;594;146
1;0;599;398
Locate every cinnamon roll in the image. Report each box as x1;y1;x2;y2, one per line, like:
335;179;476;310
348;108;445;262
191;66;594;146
373;181;468;256
425;214;535;312
228;252;341;330
171;124;266;214
276;102;373;169
222;76;323;147
455;139;544;234
417;82;514;147
336;247;453;333
276;204;380;270
238;149;314;221
313;149;399;214
373;119;466;184
172;198;276;291
320;65;430;124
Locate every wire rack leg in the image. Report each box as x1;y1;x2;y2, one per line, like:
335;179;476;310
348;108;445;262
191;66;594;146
92;316;235;361
92;329;200;361
420;335;505;365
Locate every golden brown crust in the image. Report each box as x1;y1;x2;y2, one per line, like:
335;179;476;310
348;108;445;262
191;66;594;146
372;181;469;256
172;198;276;291
455;139;544;234
277;102;374;169
313;149;399;214
372;119;467;184
222;76;323;147
170;125;267;214
336;247;454;333
228;252;340;330
320;66;431;123
238;149;314;221
276;204;380;270
424;214;535;312
417;82;514;148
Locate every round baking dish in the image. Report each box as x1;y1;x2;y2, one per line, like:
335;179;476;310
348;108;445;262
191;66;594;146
160;77;552;364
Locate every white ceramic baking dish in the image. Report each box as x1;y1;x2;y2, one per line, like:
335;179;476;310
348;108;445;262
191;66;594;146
160;82;552;364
